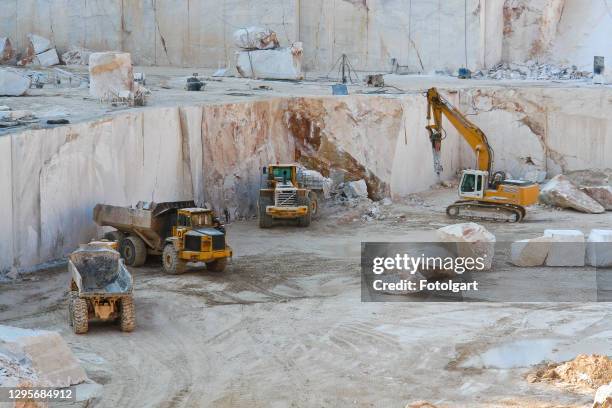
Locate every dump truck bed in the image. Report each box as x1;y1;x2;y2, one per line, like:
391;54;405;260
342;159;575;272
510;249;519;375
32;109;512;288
93;201;195;251
69;247;133;297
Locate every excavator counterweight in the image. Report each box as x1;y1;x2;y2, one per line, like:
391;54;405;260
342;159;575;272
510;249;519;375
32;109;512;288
425;88;539;222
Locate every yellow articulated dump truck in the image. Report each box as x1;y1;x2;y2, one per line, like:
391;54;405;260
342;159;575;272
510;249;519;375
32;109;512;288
68;242;134;334
93;201;232;274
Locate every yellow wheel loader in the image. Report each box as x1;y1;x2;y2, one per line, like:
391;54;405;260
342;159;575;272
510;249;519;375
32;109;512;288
425;88;540;222
258;164;319;228
68;242;134;334
94;201;232;274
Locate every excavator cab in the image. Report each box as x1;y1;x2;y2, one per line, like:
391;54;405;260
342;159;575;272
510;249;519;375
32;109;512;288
459;170;486;199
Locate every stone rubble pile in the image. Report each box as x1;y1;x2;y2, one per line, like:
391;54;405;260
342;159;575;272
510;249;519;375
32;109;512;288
61;46;93;65
473;62;592;81
0;325;88;388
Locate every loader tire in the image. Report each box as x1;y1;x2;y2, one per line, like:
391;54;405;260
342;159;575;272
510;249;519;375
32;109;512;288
121;236;147;267
120;296;135;332
68;291;78;327
297;196;312;227
71;297;89;334
162;244;188;275
258;196;274;228
206;258;227;272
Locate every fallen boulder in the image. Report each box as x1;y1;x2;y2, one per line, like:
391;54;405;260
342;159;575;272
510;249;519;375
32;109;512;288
0;37;14;63
233;27;279;50
0;325;87;388
0;69;31;96
565;169;611;187
89;52;134;99
34;48;59;67
510;236;552;267
586;229;612;268
544;229;585;267
540;175;605;213
436;222;495;270
582;186;612;210
236;43;304;80
343;179;368;199
27;33;52;55
594;382;612;408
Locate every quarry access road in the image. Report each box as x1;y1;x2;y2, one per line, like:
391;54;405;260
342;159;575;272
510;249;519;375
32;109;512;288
0;188;610;407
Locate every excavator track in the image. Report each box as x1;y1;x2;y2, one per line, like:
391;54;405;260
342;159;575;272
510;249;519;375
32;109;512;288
446;200;525;223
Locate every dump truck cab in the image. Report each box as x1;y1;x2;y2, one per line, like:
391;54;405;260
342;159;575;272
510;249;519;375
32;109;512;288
258;164;318;228
163;207;232;274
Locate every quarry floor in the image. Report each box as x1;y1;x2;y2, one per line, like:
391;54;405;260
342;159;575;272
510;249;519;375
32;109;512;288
0;187;611;408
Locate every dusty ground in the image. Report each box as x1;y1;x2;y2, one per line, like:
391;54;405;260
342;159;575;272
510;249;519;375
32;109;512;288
0;187;611;407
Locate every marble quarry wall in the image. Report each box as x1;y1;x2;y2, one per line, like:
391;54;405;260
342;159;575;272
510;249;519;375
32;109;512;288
1;88;611;272
0;0;495;72
502;0;612;70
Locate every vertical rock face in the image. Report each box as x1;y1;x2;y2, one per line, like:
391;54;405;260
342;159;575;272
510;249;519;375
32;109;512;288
89;52;134;98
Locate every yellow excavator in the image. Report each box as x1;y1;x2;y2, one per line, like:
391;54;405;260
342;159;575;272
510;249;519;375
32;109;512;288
425;87;539;222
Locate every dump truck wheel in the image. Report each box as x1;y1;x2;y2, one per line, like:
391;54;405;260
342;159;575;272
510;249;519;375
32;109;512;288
104;230;124;243
258;197;274;228
297;196;312;227
71;297;89;334
120;296;135;332
308;191;319;219
206;258;227;272
121;236;147;267
68;291;77;327
162;244;187;274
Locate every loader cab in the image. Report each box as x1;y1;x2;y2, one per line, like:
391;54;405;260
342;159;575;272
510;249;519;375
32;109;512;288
459;170;487;199
265;165;298;187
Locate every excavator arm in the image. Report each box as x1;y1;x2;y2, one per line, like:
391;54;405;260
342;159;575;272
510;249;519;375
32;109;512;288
426;88;493;175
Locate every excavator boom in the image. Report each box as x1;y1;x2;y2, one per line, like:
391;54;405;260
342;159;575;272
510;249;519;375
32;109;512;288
426;88;493;175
